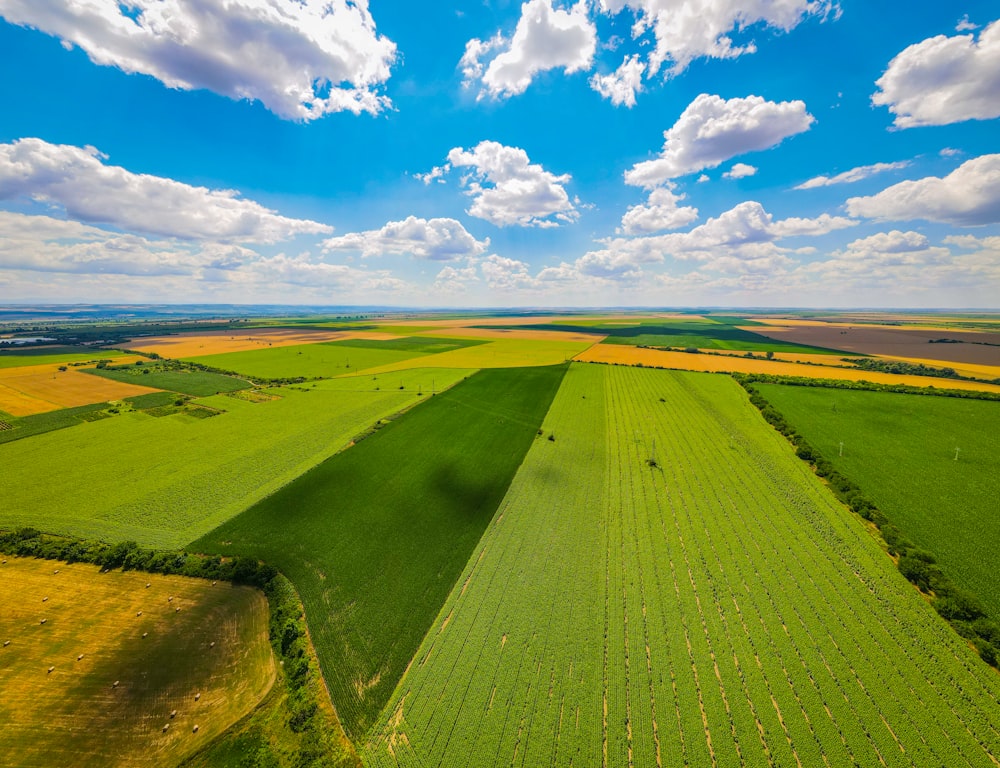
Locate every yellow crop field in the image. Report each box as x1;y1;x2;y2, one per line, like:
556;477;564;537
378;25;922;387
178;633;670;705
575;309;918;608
356;338;595;374
0;557;275;768
0;365;162;416
575;343;1000;393
121;328;400;359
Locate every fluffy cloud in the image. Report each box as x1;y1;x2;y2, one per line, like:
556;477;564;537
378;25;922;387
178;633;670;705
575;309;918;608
433;261;480;293
461;0;596;99
481;254;537;290
0;0;397;120
624;94;814;187
598;0;838;76
0;138;331;243
444;141;578;227
873;21;1000;128
578;200;855;280
846;154;1000;225
590;54;645;107
619;186;698;234
321;216;488;261
795;161;910;189
724;163;757;179
0;211;256;276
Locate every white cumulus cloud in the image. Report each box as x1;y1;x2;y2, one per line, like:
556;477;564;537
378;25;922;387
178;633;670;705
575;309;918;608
873;21;1000;128
462;0;596;99
321;216;489;261
795;161;910;189
0;0;397;120
619;185;698;235
444;141;579;227
724;163;757;179
624;94;814;187
0;138;331;242
597;0;838;76
846;154;1000;226
590;54;645;107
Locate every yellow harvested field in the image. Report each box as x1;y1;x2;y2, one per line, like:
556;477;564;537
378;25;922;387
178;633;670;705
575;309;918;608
877;355;1000;382
421;325;605;343
356;338;595;374
0;557;275;768
575;344;1000;393
0;364;162;416
120;328;400;358
748;323;1000;366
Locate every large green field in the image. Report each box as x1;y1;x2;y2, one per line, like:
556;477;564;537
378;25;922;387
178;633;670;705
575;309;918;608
0;368;472;547
488;317;844;353
363;365;1000;767
186;341;427;379
754;383;1000;620
0;347;127;368
191;364;568;738
86;365;251;396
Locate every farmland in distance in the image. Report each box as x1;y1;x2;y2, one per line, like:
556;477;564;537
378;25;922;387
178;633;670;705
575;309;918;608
363;364;1000;767
0;368;472;547
191;364;568;738
755;383;1000;620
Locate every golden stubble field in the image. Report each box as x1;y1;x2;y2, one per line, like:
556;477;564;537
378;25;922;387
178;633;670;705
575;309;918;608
0;364;162;417
0;557;275;768
120;328;399;358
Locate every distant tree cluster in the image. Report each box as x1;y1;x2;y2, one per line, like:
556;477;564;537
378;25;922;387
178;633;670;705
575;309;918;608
733;372;1000;402
845;357;961;380
737;383;1000;669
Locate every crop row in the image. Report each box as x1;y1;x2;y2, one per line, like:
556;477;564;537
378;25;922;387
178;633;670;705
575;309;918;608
361;365;1000;767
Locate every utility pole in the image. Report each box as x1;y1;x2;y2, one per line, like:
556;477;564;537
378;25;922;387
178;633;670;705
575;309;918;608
955;447;961;461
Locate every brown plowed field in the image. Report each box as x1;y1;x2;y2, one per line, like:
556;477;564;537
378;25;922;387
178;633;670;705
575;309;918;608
746;324;1000;366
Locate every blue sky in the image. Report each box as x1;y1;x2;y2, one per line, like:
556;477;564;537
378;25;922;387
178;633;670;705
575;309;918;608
0;0;998;308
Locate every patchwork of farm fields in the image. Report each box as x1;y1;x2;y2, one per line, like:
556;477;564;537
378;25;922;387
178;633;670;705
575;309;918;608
755;384;1000;620
0;557;274;768
192;365;568;738
576;344;1000;393
0;368;471;547
363;365;1000;767
0;363;163;416
86;365;251;397
358;337;592;373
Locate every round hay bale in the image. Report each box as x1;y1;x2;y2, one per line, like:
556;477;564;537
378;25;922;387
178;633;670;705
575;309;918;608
209;641;215;648
145;583;151;588
77;654;84;661
168;596;173;602
136;611;142;617
42;597;48;602
40;618;46;625
170;709;177;718
113;680;120;688
175;607;180;613
3;640;10;647
162;723;169;733
194;692;201;701
53;569;59;574
192;724;199;733
142;632;148;638
47;666;54;674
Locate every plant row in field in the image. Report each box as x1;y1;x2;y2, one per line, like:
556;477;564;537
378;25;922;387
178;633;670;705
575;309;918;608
737;379;1000;668
191;364;569;739
362;364;1000;768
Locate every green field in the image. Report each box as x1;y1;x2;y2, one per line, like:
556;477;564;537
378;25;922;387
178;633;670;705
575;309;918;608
0;557;274;768
191;364;568;738
363;365;1000;767
755;383;1000;619
494;317;844;353
330;336;487;354
0;348;126;368
186;342;426;379
0;368;472;547
86;365;251;397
